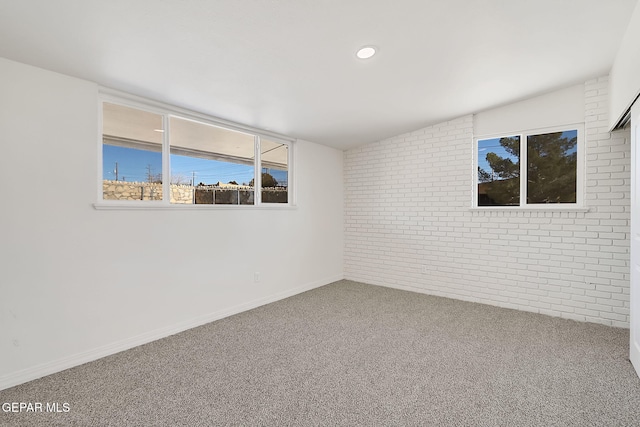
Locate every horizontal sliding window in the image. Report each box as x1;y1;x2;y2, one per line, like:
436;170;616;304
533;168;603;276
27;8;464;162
475;126;582;208
100;98;293;207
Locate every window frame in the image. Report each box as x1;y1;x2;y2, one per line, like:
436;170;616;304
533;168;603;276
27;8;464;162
472;124;585;210
96;89;295;210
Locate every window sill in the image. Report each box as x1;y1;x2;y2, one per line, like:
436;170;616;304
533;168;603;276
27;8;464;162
469;206;589;213
93;202;297;211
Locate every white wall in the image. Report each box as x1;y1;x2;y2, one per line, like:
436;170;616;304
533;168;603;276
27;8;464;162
345;77;631;328
475;84;584;136
0;57;344;390
610;0;640;129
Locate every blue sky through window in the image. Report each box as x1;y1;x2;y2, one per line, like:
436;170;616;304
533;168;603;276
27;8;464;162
478;131;576;178
103;145;287;186
103;145;161;183
477;136;519;177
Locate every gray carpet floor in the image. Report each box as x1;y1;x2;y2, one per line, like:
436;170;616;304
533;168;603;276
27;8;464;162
1;280;639;426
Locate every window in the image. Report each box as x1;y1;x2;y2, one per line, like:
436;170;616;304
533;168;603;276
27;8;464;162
100;97;292;206
260;138;289;203
168;116;256;205
475;127;582;207
102;103;164;201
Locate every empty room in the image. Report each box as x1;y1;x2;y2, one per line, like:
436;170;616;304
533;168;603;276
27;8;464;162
2;0;640;425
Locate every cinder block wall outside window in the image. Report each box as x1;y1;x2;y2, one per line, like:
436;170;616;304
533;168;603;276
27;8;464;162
344;76;631;327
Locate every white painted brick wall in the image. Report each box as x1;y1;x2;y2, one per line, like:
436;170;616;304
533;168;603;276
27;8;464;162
344;76;632;327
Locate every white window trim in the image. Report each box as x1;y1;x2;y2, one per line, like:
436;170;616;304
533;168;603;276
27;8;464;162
472;123;585;210
95;88;296;210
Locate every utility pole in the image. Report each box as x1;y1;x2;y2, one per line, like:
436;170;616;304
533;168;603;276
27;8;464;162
147;164;153;183
114;162;119;181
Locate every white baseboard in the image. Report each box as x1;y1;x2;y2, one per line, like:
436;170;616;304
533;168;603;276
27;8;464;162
0;274;344;391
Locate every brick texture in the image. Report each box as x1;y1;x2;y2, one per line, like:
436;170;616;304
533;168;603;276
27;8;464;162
344;76;631;327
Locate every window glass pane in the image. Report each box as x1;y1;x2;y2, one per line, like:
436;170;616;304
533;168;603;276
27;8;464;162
169;117;255;204
477;136;520;206
102;103;164;201
260;139;288;203
527;130;577;204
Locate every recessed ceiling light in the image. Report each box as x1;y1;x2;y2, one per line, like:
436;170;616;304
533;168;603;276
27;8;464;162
356;46;376;59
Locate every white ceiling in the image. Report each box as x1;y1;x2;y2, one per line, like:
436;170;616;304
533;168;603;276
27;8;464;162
0;0;637;150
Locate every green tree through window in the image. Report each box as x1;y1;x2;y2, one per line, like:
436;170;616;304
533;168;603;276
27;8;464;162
527;131;577;203
249;172;278;188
